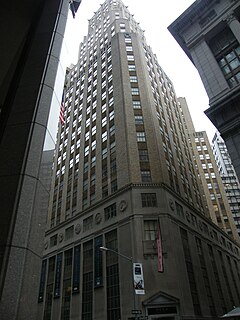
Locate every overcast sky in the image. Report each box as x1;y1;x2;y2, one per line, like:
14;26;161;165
64;0;217;141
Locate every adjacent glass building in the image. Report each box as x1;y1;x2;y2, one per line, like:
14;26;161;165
212;131;240;237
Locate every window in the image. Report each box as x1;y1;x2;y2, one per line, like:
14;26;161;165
65;225;74;240
135;115;144;125
133;100;141;109
209;27;240;88
104;203;117;220
128;65;136;71
130;76;137;83
127;55;135;62
111;179;118;193
131;88;139;95
120;23;126;32
50;235;57;247
137;132;146;142
144;220;158;240
141;170;151;182
83;215;93;232
141;193;157;207
139;149;149;161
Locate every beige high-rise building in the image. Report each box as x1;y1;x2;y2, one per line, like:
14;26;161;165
179;97;238;240
39;1;240;320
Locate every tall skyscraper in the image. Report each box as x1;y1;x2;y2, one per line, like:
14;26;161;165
40;1;240;319
212;131;240;237
179;97;239;240
168;0;240;182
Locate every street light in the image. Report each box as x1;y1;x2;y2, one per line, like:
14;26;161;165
99;246;138;314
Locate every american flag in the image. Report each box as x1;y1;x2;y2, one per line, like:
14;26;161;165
156;225;164;272
59;93;65;125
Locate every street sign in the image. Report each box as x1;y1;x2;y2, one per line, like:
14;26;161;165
132;310;142;315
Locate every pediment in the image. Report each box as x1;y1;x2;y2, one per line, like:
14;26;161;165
143;291;179;306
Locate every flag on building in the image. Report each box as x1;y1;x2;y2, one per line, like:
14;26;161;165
69;0;82;18
156;225;164;272
59;93;65;125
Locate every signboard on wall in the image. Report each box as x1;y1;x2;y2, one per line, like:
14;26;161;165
133;263;145;295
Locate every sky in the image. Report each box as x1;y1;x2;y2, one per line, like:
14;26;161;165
64;0;217;141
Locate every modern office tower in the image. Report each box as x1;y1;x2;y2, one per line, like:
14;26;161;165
179;97;239;240
40;1;240;319
168;0;240;182
0;1;80;319
212;131;240;237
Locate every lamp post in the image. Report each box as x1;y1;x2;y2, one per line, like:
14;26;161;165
99;246;137;314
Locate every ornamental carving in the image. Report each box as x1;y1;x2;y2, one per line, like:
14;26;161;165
59;233;63;242
95;213;102;224
169;199;174;211
75;223;81;234
119;200;128;212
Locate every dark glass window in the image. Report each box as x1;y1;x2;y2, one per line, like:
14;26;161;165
209;28;240;88
141;193;157;207
104;203;117;220
139;149;149;161
105;230;120;320
144;220;158;240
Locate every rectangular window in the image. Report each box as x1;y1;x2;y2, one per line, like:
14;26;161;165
131;88;139;95
141;193;157;207
82;241;93;320
104;203;117;220
94;236;103;288
105;230;120;320
38;260;47;303
83;215;93;232
141;170;152;182
133;100;141;109
50;234;57;247
209;27;240;88
130;76;138;82
135;115;144;125
180;228;201;316
54;253;63;298
127;55;135;62
72;245;81;293
61;249;73;320
65;225;74;241
128;65;136;71
43;256;55;319
137;132;146;142
144;220;158;240
139;149;149;161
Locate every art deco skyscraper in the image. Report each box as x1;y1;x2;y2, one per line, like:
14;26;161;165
40;1;240;319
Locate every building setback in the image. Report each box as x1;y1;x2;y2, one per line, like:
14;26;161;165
168;0;240;183
40;1;240;320
212;131;240;237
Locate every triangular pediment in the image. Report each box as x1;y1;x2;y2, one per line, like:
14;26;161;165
143;291;179;306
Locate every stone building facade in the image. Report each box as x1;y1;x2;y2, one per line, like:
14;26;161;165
168;0;240;182
39;1;240;319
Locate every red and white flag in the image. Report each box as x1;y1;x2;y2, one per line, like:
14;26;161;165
59;94;65;125
157;226;164;272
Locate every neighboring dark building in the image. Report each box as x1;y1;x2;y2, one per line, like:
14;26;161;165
0;1;80;319
212;131;240;238
168;0;240;182
39;1;240;320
